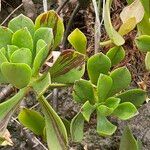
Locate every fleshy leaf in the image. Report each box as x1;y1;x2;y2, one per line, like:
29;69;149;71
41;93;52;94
34;27;54;55
7;45;19;60
135;35;150;52
138;15;150;35
140;0;150;15
0;26;13;49
106;46;125;66
97;105;113;116
97;110;117;136
87;53;111;85
12;27;33;52
108;67;131;97
118;17;136;36
104;0;125;46
68;28;87;54
119;126;140;150
32;40;48;76
97;74;113;102
1;62;32;89
120;0;144;24
32;73;51;96
8;14;35;37
38;96;68;150
0;88;27;136
36;39;47;55
70;112;84;142
35;10;64;50
116;89;147;107
18;108;45;136
10;48;32;67
49;50;85;84
113;102;138;120
73;79;95;104
0;48;8;83
81;101;95;122
105;97;121;110
145;52;150;71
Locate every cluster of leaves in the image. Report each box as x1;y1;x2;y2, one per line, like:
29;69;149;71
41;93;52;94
0;11;86;149
70;46;146;141
0;0;149;149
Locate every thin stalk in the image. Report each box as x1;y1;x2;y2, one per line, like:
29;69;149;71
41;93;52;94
92;0;101;54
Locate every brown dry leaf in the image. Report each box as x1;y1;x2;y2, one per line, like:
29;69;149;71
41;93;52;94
120;0;144;24
0;129;13;146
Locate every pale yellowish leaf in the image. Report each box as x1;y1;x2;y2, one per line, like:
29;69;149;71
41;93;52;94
120;0;144;24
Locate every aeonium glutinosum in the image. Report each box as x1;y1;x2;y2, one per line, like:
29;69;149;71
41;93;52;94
0;11;86;149
71;51;147;142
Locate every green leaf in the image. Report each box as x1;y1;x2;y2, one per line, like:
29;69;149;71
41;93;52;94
0;88;27;136
0;26;13;49
135;35;150;52
50;50;85;84
70;112;84;142
7;45;19;60
113;102;138;120
116;89;147;107
38;96;68;150
12;27;33;52
138;15;150;35
108;67;131;97
81;101;95;122
140;0;150;16
32;40;48;76
1;62;32;89
106;46;125;66
68;28;87;54
34;27;54;55
97;105;113;116
97;110;117;136
0;48;8;83
145;52;150;71
105;97;121;110
119;126;140;150
36;39;47;55
10;48;32;67
8;14;35;37
32;73;51;96
73;79;95;104
97;74;113;102
118;17;136;36
104;0;125;46
87;53;111;85
35;10;64;50
18;108;45;136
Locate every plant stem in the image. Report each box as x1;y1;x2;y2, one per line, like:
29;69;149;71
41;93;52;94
100;39;112;46
56;0;70;14
92;0;101;54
